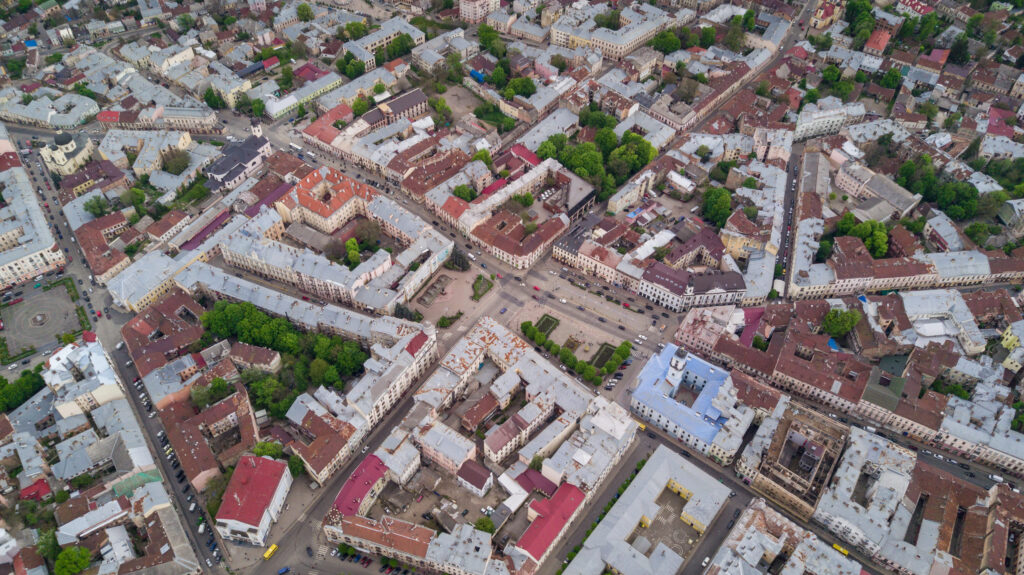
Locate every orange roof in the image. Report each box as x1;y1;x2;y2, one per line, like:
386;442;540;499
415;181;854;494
294;166;378;220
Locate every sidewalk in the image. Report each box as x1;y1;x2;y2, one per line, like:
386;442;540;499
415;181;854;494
222;478;325;571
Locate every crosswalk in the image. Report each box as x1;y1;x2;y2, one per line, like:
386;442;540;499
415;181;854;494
316;544;329;560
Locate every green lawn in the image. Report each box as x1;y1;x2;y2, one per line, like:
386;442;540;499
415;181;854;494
472;275;493;301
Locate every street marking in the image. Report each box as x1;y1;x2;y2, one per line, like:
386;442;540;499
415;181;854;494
316;545;328;560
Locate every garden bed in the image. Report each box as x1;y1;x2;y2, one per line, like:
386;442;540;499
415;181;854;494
591;343;618;370
536;314;560;336
471;275;493;301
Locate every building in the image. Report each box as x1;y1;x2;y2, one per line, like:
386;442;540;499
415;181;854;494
214;455;292;546
460;0;499;24
39;131;96;177
0;128;67;288
812;427;915;558
456;460;493;498
707;498;863;575
735;398;847;521
564;445;730;575
203;135;272;191
549;4;686;60
631;347;755;465
331;455;389;517
794;97;866;140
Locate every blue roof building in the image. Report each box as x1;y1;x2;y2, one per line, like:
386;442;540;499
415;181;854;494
630;345;755;464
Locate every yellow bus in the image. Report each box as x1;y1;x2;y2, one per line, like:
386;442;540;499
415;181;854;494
263;544;279;560
832;543;849;556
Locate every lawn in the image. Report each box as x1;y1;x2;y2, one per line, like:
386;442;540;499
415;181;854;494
75;306;91;331
591;343;617;370
472;275;493;301
536;314;560;336
43;277;79;301
438;311;464;328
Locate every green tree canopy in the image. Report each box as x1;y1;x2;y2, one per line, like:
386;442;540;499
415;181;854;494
54;547;91;575
252;441;284;459
296;3;314;21
702;187;732;228
474;517;495;533
822;309;862;338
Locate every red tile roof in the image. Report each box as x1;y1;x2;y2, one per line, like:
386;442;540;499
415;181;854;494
332;455;388;515
216;455;289;527
518;483;584;561
405;331;429;357
865;29;891;53
97;110;121;123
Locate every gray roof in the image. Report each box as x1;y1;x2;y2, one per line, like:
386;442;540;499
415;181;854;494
564;445;729;575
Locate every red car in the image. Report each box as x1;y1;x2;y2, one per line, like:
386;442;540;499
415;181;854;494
623;302;630;308
96;311;102;318
533;285;540;291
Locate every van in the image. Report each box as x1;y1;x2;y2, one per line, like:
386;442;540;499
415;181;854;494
198;524;206;534
865;426;878;434
990;474;1005;483
189;503;197;513
116;341;124;350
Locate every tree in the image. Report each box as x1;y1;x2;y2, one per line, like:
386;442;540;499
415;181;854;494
803;88;820;104
177;14;194;31
345;21;368;40
352;96;370;116
724;16;747;52
649;29;681;54
296;3;314;21
252;98;266;117
83;196;109;218
506;77;537;98
822;64;841;85
822;309;862;338
472;149;493;169
162;149;191;175
479;23;500;52
743;9;756;30
38;529;60;563
949;34;970;65
54;547;91;575
453;184;477;202
252;441;284;459
878;67;902;90
529;454;543;470
279;66;294;91
288;454;306;476
594;127;619;159
752;335;769;351
490;66;507;88
699;27;716;48
474;517;495;533
550;54;568;72
702;187;732;228
695;144;711;160
203;87;226;109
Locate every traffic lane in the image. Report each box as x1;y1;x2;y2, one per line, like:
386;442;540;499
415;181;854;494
111;346;220;570
250;371;437;575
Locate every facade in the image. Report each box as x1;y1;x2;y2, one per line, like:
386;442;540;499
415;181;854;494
460;0;499;24
0;143;67;289
631;347;754;465
214;455;292;546
39;131;96;176
565;445;730;575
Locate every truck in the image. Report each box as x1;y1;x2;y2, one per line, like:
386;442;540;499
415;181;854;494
470;69;486;83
